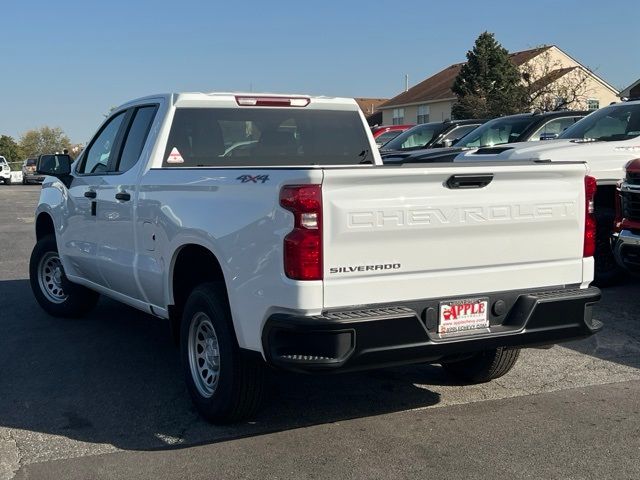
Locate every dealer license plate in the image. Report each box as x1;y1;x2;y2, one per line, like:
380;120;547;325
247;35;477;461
438;298;489;335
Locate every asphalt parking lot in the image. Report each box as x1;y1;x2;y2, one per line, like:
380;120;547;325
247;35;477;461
0;184;639;480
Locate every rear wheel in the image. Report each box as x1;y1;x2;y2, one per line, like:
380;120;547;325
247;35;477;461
29;234;99;317
180;282;265;424
593;207;624;286
441;347;520;384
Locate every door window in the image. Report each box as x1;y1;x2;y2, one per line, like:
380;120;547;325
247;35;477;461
441;125;479;145
530;117;580;141
117;106;158;172
79;112;126;174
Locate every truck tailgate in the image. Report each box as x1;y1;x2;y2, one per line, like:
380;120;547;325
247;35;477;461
322;163;588;309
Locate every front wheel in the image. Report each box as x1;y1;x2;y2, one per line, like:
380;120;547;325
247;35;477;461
441;347;520;384
29;234;99;317
180;283;265;424
4;177;10;185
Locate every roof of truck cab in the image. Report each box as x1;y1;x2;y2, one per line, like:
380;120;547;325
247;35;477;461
117;92;361;111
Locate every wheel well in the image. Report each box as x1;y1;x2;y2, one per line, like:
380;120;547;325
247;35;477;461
35;213;55;241
169;244;228;340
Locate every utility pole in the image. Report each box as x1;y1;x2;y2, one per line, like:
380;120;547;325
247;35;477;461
405;74;409;92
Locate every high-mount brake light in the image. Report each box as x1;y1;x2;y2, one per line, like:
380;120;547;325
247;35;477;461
235;96;310;107
279;185;323;281
584;175;597;258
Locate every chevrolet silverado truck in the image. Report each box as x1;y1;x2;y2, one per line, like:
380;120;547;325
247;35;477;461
612;158;640;272
30;92;601;423
456;100;640;285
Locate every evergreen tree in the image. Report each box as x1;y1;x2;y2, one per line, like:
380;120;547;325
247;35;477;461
452;32;528;119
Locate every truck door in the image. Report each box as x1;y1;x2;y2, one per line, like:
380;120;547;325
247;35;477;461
59;110;128;287
95;104;159;301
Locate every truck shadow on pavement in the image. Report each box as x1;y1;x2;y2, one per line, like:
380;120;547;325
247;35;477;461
564;277;640;370
1;277;638;454
0;279;443;453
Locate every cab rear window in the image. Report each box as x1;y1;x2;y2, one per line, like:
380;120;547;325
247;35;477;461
162;108;370;167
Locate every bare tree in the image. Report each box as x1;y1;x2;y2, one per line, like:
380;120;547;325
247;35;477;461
521;49;592;111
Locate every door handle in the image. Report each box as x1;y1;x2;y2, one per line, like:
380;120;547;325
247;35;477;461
445;174;494;189
115;191;131;201
84;190;97;199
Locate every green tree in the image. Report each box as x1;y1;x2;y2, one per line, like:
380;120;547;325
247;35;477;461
19;127;72;158
452;32;528;119
0;135;24;163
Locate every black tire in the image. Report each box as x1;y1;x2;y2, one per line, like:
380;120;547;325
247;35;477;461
29;234;99;318
5;176;11;186
441;347;520;384
593;207;625;287
180;282;265;424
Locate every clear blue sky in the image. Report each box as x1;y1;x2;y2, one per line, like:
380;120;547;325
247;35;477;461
1;0;638;143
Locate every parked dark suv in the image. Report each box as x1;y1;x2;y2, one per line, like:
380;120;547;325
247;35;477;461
383;110;589;164
380;119;487;154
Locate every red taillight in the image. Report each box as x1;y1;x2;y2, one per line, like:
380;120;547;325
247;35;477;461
235;96;310;107
584;175;597;257
280;185;322;280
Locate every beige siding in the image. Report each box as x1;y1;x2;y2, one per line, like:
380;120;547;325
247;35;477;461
429;102;454;121
380;100;454;125
524;46;619;111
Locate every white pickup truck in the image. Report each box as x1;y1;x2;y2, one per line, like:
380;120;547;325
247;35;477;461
456;99;640;284
0;156;11;184
30;92;601;423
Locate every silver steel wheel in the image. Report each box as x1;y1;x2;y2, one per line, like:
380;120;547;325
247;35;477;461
188;312;221;398
37;252;68;304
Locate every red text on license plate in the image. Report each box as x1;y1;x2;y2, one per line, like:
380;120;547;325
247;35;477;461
438;298;489;335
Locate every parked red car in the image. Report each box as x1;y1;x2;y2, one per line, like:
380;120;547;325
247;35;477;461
371;125;414;147
612;158;640;273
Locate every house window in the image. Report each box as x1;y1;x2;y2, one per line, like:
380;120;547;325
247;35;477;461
417;105;430;124
392;108;405;125
587;99;600;111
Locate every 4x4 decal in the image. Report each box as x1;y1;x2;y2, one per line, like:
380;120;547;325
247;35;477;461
237;174;270;184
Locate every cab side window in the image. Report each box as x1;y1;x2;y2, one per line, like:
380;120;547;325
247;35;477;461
441;124;478;144
117;106;158;172
79;111;126;174
531;117;578;141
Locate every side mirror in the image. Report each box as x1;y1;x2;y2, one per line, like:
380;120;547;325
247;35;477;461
540;133;559;141
443;138;454;148
37;154;72;176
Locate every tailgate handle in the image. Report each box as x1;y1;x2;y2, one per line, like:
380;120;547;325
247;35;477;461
446;174;493;189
